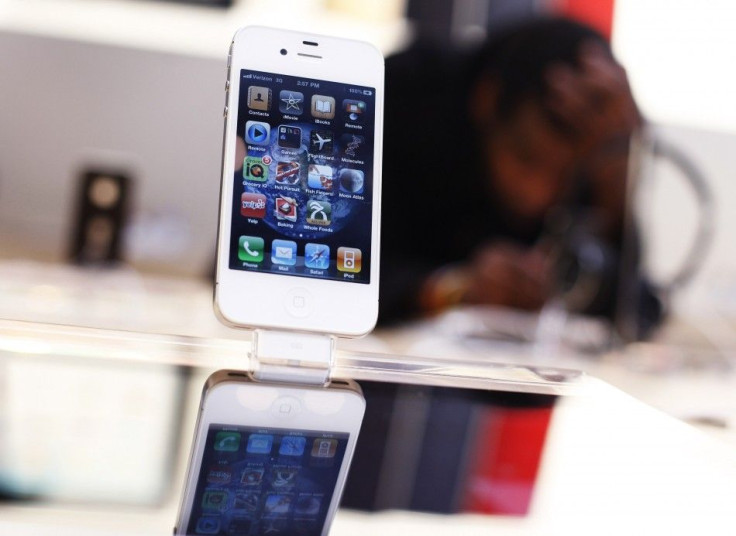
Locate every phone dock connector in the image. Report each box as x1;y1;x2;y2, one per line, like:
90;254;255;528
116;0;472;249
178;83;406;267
250;329;335;385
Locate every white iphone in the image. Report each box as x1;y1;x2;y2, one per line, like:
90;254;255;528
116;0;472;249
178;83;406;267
215;26;384;336
174;371;366;536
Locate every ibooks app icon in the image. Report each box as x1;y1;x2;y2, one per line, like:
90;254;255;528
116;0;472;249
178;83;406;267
311;95;336;119
337;247;362;273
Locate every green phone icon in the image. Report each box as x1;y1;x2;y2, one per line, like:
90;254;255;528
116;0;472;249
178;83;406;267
214;431;240;452
239;236;264;263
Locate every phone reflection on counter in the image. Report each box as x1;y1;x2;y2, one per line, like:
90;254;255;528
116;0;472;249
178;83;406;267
342;382;555;516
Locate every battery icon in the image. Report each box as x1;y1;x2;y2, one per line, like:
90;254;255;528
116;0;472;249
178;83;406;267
363;89;372;96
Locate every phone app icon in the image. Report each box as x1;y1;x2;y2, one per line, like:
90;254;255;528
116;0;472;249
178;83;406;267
245;121;271;145
279;90;304;115
307;164;333;190
238;236;264;263
279;436;306;456
207;465;232;484
295;494;322;516
202;489;229;512
304;243;330;270
311;438;337;458
340;133;365;157
277;125;302;149
311;95;335;119
214;431;241;452
274;196;297;222
247;434;273;454
241;193;267;218
247;85;271;111
264;493;292;515
241;466;265;486
342;99;366;122
276;160;300;185
271;239;297;266
195;516;221;534
306;199;331;225
337;247;362;273
243;155;270;182
310;130;334;154
338;168;365;194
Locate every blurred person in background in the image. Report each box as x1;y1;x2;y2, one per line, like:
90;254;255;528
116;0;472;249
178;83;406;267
378;17;660;332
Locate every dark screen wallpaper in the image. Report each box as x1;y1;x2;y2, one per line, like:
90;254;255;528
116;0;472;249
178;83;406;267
228;69;376;285
185;424;349;535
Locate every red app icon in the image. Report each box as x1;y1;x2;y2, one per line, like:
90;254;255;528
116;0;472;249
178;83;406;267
275;196;298;222
207;465;232;484
241;192;267;218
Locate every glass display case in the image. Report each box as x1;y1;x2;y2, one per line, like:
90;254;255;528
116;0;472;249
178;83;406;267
1;315;735;535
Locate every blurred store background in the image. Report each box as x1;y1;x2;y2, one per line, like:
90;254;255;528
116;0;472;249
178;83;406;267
1;0;734;331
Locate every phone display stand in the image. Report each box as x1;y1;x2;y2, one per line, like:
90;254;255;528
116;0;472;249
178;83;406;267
0;319;583;396
250;329;334;385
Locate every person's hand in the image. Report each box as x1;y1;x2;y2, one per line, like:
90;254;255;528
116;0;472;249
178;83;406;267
545;41;641;158
462;242;553;310
423;242;553;313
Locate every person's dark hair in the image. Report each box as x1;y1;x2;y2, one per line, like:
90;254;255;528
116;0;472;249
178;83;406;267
469;17;609;125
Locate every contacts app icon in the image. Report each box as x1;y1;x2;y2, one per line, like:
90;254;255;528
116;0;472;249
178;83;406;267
247;86;271;111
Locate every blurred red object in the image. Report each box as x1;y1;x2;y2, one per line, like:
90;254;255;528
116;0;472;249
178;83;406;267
551;0;615;41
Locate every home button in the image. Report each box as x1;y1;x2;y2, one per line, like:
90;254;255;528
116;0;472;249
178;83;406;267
285;287;314;318
271;396;302;419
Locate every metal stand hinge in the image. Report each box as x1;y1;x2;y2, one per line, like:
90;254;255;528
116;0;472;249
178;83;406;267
250;329;335;386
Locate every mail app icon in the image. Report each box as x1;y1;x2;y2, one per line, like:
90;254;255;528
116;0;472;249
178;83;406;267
271;239;297;266
276;246;293;259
